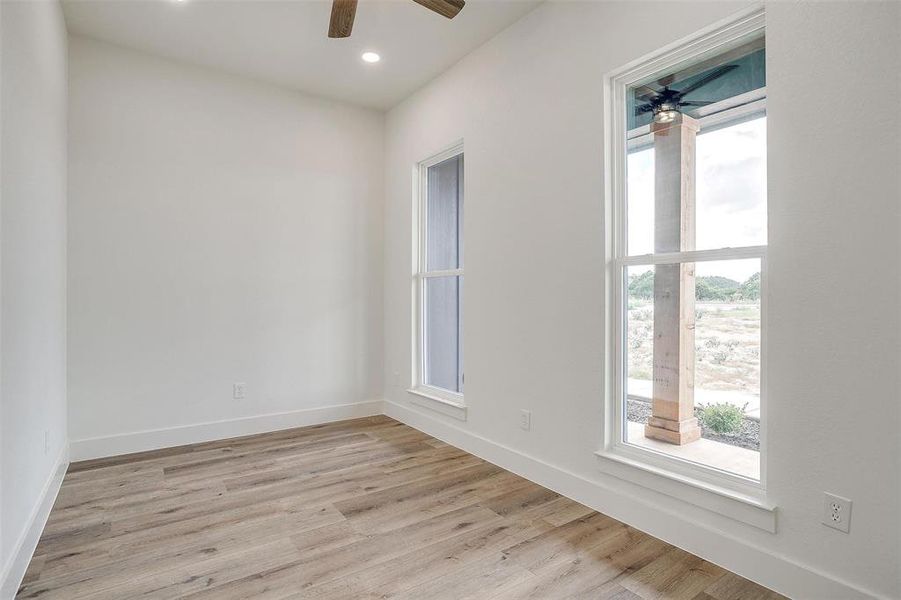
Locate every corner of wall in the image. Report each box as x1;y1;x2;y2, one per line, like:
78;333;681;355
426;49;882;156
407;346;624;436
0;446;68;600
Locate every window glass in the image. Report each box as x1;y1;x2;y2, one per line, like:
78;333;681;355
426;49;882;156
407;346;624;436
694;259;761;407
623;259;762;479
625;264;655;398
617;33;765;483
426;155;463;271
424;276;462;393
625;260;761;402
626;116;766;256
696;117;767;250
627;148;654;256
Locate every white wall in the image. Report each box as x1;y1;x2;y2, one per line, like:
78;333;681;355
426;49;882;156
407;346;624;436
0;0;69;593
383;2;900;598
67;37;384;457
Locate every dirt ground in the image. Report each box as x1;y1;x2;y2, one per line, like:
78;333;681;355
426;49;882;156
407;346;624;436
627;300;761;394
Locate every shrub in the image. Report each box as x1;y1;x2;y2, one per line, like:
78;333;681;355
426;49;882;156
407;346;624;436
709;339;738;364
633;308;652;322
711;350;730;365
629;321;652;349
698;403;745;434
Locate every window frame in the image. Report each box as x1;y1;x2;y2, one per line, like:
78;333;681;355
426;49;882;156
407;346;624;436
597;7;776;530
409;141;466;420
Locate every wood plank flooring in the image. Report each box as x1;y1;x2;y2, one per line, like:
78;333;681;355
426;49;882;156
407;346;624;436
17;416;786;599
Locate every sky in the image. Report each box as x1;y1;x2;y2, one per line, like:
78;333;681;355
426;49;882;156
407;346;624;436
626;116;766;283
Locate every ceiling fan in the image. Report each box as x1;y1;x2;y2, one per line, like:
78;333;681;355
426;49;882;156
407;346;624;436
634;65;737;123
329;0;465;38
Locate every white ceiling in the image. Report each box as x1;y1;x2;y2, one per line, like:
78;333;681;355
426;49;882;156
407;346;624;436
62;0;541;110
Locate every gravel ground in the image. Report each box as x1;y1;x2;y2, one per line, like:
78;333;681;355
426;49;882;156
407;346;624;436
627;398;760;452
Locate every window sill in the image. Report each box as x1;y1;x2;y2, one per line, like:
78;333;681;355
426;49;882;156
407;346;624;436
407;387;467;421
595;446;776;532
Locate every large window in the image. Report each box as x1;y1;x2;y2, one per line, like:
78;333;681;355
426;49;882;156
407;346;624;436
603;11;768;503
412;144;464;414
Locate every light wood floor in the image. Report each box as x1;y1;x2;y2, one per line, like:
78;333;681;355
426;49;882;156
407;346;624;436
17;416;786;599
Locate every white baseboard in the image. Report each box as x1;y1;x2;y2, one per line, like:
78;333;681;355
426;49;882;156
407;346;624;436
0;445;69;600
69;400;384;462
384;399;881;600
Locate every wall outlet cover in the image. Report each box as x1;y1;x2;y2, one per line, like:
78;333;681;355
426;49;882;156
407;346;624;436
519;409;531;431
822;492;852;533
233;382;246;400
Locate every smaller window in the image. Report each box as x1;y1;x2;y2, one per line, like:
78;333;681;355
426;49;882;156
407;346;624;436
412;144;464;411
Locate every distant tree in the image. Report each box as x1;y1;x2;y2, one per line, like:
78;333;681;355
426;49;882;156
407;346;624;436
695;276;739;302
735;272;761;301
701;276;740;291
629;271;760;302
628;270;655;300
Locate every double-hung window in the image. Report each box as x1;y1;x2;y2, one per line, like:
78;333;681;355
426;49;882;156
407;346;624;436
601;10;772;525
412;143;464;417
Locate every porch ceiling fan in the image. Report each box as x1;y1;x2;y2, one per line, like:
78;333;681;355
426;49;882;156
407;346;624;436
329;0;465;38
634;65;737;123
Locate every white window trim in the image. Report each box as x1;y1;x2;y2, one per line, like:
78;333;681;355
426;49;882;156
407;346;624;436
597;6;776;532
409;140;466;421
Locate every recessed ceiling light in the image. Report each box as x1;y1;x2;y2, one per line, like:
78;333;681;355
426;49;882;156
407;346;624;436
361;52;381;64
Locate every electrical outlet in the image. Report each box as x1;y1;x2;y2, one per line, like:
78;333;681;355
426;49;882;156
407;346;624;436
823;492;852;533
233;382;246;400
519;409;531;431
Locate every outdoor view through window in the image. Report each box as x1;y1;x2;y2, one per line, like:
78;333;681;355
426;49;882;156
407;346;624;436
621;36;766;481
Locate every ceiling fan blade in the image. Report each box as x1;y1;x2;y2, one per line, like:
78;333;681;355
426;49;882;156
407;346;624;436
656;74;676;88
676;65;737;97
328;0;357;38
411;0;465;19
635;103;655;116
680;100;714;106
633;85;661;102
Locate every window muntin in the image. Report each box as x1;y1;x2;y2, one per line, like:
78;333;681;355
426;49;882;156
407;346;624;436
416;149;464;400
614;36;766;486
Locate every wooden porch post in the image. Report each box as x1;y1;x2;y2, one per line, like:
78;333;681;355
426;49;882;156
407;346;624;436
644;113;702;446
